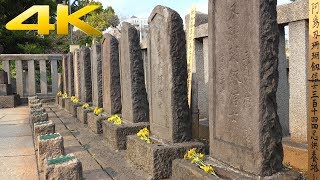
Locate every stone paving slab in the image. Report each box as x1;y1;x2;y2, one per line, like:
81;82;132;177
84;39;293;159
0;155;38;179
0;124;32;137
47;104;149;180
0;136;34;156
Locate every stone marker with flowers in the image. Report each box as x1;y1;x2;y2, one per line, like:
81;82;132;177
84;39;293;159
87;107;107;134
76;103;93;124
58;92;69;108
69;96;82;117
55;91;62;105
64;95;75;112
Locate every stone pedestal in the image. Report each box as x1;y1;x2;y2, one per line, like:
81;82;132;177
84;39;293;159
64;98;72;112
34;121;55;149
55;95;60;105
59;97;69;109
29;102;42;109
69;102;82;118
103;120;149;150
87;113;106;134
0;70;20;108
37;133;64;172
76;107;93;124
126;135;204;179
30;112;48;125
0;95;20;108
44;154;83;180
30;107;45;114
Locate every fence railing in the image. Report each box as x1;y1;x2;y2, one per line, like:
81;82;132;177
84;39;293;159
0;54;63;98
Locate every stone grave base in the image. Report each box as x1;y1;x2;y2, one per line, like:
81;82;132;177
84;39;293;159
34;121;55;150
0;94;20;108
172;159;219;180
55;95;60;105
64;98;72;112
38;134;64;172
126;135;205;179
103;120;149;150
87;113;107;134
76;107;93;124
44;154;83;180
58;97;69;109
69;102;81;118
172;158;304;180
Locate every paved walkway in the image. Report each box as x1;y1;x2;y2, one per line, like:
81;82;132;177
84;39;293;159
0;106;38;179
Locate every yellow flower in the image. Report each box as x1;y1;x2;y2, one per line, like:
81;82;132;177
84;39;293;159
62;92;68;98
199;153;204;161
184;153;188;159
57;91;62;96
200;165;214;174
113;117;122;125
73;98;79;104
137;127;151;144
94;107;103;116
187;148;196;159
82;103;89;109
71;96;76;101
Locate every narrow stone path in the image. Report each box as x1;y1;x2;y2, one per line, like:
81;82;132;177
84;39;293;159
44;103;149;180
0;106;38;179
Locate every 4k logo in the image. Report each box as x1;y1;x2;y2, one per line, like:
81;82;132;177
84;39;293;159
5;5;101;35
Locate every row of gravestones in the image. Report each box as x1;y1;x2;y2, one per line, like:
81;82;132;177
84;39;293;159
57;4;304;179
28;96;83;180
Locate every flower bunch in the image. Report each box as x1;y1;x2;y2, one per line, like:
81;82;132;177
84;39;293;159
62;92;68;99
137;127;151;144
184;148;217;176
94;107;103;116
82;103;89;109
107;114;122;125
71;96;79;104
57;91;62;96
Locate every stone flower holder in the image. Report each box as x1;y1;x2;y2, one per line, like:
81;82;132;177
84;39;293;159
103;119;149;150
44;154;83;180
69;102;82;118
87;112;107;134
58;97;70;109
64;98;72;112
34;121;55;149
126;135;204;179
38;133;64;172
55;95;61;105
76;106;93;124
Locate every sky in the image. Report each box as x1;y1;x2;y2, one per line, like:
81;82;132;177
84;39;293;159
96;0;292;20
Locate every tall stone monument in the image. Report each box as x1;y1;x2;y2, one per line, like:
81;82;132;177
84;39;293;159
79;46;92;103
91;42;103;108
67;52;74;96
0;70;20;108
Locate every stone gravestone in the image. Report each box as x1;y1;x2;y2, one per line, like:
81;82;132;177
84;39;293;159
73;49;81;99
91;42;103;108
0;70;19;108
126;6;203;179
204;0;300;178
148;7;190;143
67;52;74;96
62;55;68;94
120;22;149;123
79;46;92;103
101;33;121;115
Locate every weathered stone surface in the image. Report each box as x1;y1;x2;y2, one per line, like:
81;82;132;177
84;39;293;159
172;159;219;180
87;113;106;134
277;0;308;25
58;73;63;92
29;102;42;109
44;155;83;180
103;121;149;150
30;112;48;125
101;33;122;115
126;135;204;179
148;6;190;143
28;99;40;106
69;102;82;118
208;0;283;176
76;107;93;124
59;97;69;109
0;95;20;108
64;98;72;112
34;121;55;148
0;70;8;84
55;95;60;105
67;52;75;96
73;50;81;99
0;84;12;95
38;134;64;172
62;55;68;94
91;42;103;108
29;107;45;115
79;46;92;103
120;22;149;123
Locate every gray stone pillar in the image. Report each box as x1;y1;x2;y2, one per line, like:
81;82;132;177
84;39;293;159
73;50;81;99
277;25;290;137
148;6;190;143
67;52;74;96
62;55;68;94
208;0;283;176
288;20;308;143
91;42;102;107
120;22;149;123
79;46;92;103
101;34;122;115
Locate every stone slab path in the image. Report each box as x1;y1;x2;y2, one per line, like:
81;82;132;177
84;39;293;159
0;106;38;180
44;103;150;180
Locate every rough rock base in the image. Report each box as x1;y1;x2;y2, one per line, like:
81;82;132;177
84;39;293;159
87;113;107;134
44;154;83;180
0;95;20;108
126;135;205;179
38;135;64;172
30;113;48;126
76;107;92;124
103;121;149;150
69;103;81;118
34;121;55;149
